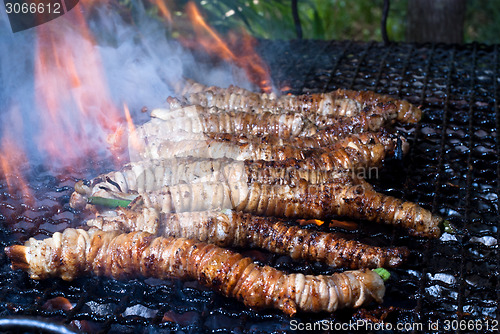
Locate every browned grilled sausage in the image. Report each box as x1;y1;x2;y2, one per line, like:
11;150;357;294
91;176;441;238
146;107;318;138
88;208;409;269
150;105;387;138
131;132;397;173
70;157;355;205
5;228;385;315
172;80;421;123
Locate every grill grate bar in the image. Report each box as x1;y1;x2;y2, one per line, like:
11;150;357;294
392;44;416;255
495;44;500;323
270;40;330;93
371;43;393;93
318;41;352;93
417;45;436;104
63;281;91;324
300;39;338;93
413;45;440;325
271;40;332;94
345;42;374;90
457;44;478;326
395;44;414;100
396;44;429;330
376;44;400;251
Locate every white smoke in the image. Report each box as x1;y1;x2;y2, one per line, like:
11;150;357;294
0;1;253;170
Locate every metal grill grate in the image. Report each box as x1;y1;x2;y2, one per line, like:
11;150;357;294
0;41;498;333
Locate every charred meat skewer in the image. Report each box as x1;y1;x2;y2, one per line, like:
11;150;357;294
141;109;316;139
171;80;421;123
131;132;401;173
71;158;367;206
140;106;390;149
150;105;388;137
148;108;317;138
5;228;385;315
87;208;409;269
84;176;442;238
175;78;256;96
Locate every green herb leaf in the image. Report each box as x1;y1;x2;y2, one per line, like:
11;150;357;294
373;268;391;282
88;197;132;208
440;220;456;234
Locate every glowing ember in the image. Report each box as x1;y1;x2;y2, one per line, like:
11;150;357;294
298;219;325;227
184;2;272;93
162;310;199;325
329;219;358;230
33;8;123;169
43;297;75;311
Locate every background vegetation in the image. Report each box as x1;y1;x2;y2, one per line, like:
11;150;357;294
154;0;500;44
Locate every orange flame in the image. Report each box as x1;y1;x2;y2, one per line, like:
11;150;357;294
107;104;143;161
297;219;325;227
34;8;123;170
184;2;272;93
123;104;142;152
149;0;173;24
0;135;33;206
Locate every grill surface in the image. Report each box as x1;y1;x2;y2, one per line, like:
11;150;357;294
0;41;498;333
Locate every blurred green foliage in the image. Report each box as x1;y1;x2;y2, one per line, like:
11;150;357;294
465;0;500;44
137;0;500;44
188;0;391;40
186;0;500;44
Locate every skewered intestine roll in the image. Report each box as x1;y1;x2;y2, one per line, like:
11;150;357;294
5;228;386;315
71;157;364;206
131;131;402;172
143;108;318;139
79;173;441;238
171;79;422;123
139;105;397;155
149;105;388;137
87;208;409;269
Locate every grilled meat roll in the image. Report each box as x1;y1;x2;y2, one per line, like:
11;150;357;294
205;127;406;152
131;132;398;173
145;107;318;139
176;78;256;96
71;158;362;206
85;175;441;237
5;228;385;315
88;208;409;269
150;105;388;135
141;106;391;149
171;81;421;123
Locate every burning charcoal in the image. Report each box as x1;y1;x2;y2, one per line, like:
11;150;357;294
161;310;200;326
42;297;74;311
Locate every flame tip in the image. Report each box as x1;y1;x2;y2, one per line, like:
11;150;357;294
184;2;272;93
